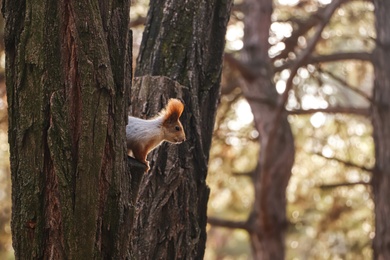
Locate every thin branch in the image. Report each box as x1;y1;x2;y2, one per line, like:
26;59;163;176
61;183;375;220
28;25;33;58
314;152;373;172
221;81;239;96
207;217;250;231
272;0;354;61
224;53;257;82
281;0;346;101
272;9;323;61
214;92;242;128
308;52;372;64
319;181;370;189
288;107;369;116
274;52;373;72
232;170;255;178
130;17;146;27
320;68;373;103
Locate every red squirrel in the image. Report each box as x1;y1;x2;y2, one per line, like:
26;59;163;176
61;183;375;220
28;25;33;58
126;98;186;170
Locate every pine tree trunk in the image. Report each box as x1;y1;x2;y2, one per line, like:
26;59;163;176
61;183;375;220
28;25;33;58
243;0;295;258
372;1;390;258
2;0;133;258
130;0;232;259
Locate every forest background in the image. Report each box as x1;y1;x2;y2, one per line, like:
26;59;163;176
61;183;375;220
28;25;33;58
0;0;378;259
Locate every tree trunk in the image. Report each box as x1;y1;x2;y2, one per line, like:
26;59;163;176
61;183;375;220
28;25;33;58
130;0;232;259
2;0;134;258
242;0;295;259
372;1;390;258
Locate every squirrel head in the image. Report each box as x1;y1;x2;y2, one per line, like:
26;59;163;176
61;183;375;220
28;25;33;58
161;98;186;144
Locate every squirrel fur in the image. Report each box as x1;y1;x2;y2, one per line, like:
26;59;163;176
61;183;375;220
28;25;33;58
126;98;186;170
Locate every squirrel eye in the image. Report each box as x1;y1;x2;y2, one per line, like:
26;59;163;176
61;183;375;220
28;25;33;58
175;125;181;131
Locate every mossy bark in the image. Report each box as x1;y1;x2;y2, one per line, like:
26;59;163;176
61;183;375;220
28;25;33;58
372;1;390;259
131;0;232;259
3;0;133;258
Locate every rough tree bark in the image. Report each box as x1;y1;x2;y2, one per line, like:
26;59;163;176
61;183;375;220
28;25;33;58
242;0;295;259
372;0;390;258
2;0;134;258
130;0;232;259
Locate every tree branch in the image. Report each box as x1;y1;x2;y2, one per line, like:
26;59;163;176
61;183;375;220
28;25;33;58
207;217;250;231
309;51;372;64
314;152;373;172
288;106;369;116
232;169;255;178
265;0;347;166
320;68;373;103
281;0;346;100
275;52;373;72
130;17;146;27
224;53;257;82
272;8;323;61
319;181;370;189
272;0;352;61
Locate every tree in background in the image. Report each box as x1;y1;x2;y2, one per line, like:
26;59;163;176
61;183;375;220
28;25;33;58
207;0;374;259
225;0;295;258
372;0;390;258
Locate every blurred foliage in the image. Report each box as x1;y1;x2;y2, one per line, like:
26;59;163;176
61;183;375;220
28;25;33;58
0;0;378;259
285;114;373;260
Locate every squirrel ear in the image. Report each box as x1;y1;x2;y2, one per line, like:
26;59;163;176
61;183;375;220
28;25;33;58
163;99;184;124
166;110;180;124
